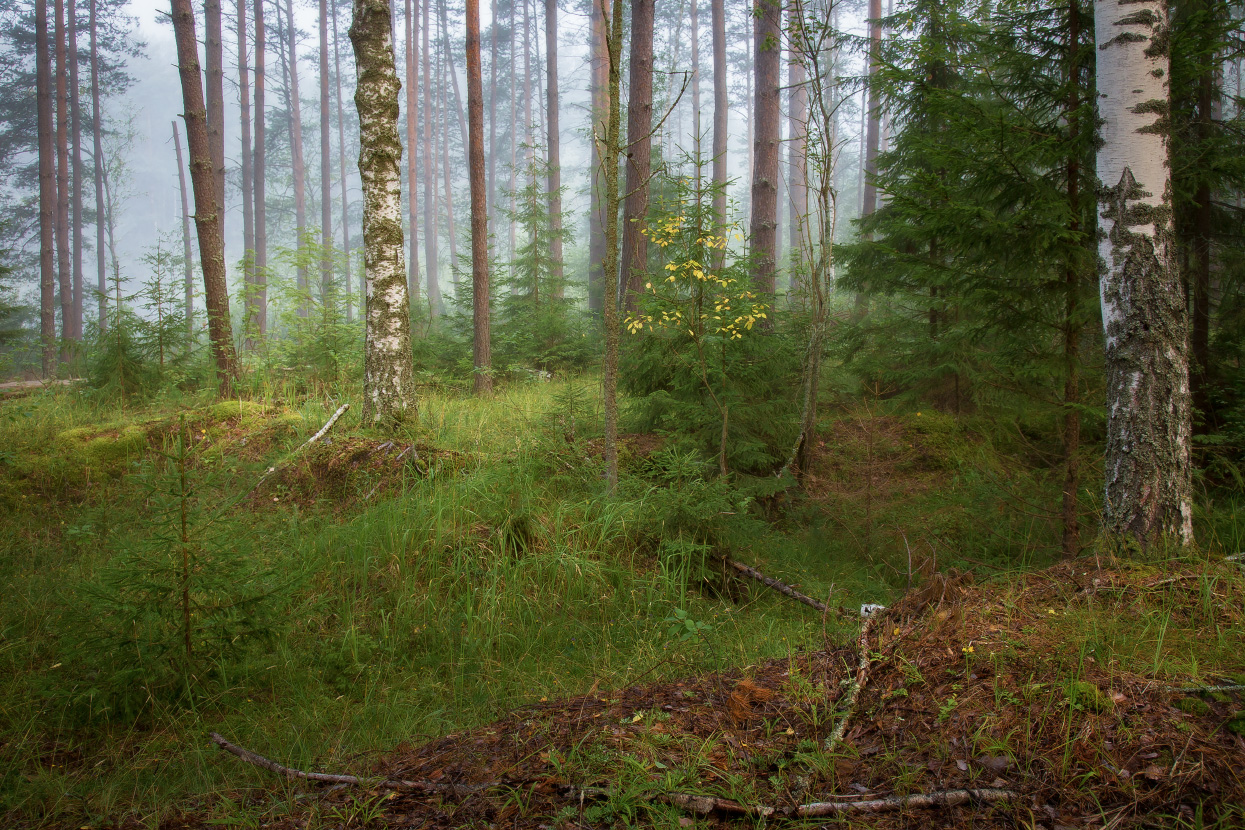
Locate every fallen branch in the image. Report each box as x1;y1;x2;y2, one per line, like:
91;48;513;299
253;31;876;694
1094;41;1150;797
246;403;349;496
826;613;878;750
209;732;486;795
1167;684;1245;694
797;787;1018;816
725;557;850;618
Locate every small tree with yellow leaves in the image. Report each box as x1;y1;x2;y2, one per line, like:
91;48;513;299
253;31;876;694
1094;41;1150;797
623;171;793;475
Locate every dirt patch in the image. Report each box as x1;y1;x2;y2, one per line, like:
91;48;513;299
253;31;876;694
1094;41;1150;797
201;557;1245;829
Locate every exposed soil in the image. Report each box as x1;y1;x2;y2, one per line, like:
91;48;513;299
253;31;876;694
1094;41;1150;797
193;557;1245;829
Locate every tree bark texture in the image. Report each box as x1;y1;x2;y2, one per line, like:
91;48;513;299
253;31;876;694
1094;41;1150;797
544;0;563;296
587;0;609;314
404;0;420;304
37;0;57;375
620;0;654;314
90;0;105;332
351;0;418;424
466;0;491;394
55;0;71;352
862;0;881;224
787;0;807;275
284;0;309;309
253;0;268;335
172;0;239;394
320;0;335;300
68;0;83;339
749;0;780;294
601;0;623;490
206;0;228;217
174;121;196;336
239;0;255;334
710;0;726;271
1094;0;1192;547
421;0;440;316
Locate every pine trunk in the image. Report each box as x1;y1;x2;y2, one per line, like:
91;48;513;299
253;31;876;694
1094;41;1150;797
787;1;807;277
55;0;71;354
239;0;255;343
1094;0;1192;547
332;0;355;318
253;0;268;335
68;0;83;339
690;0;700;153
587;0;610;314
422;0;440;316
620;0;653;314
404;0;420;305
488;0;497;227
544;0;562;296
440;54;457;264
174;122;196;336
89;0;105;332
285;0;310;310
172;0;239;394
465;0;491;394
320;0;334;301
206;0;228;221
37;0;57;375
749;0;779;294
350;0;418;424
1061;0;1083;559
601;0;623;490
710;0;726;271
862;0;881;223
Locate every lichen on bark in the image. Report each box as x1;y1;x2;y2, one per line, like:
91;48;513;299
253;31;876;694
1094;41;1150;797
350;0;417;426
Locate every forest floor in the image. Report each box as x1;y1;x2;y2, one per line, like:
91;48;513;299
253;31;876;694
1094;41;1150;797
1;380;1243;829
181;556;1245;830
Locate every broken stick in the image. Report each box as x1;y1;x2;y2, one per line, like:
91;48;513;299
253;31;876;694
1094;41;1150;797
797;787;1018;816
724;557;848;617
826;613;879;750
246;403;350;496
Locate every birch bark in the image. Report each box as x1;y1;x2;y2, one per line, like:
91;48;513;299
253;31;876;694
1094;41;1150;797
1094;0;1192;546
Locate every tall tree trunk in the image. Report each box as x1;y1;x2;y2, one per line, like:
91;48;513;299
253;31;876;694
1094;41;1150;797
488;0;497;227
350;0;417;424
749;0;779;294
174;121;196;336
1061;0;1082;559
440;52;457;264
620;0;654;314
1094;0;1192;547
332;0;354;319
787;1;807;280
506;0;516;259
862;0;881;224
601;0;623;490
710;0;726;271
422;0;441;315
37;0;56;376
544;0;562;297
55;0;72;354
172;0;239;395
465;0;490;394
587;0;609;314
405;0;421;305
320;0;334;301
239;0;255;342
522;0;532;161
1189;0;1215;428
206;0;228;222
90;0;105;332
254;0;268;334
284;0;310;310
690;0;700;154
438;0;468;147
69;0;83;339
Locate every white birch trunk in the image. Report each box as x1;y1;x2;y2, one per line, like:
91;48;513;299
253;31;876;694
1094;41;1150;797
1094;0;1192;546
351;0;417;425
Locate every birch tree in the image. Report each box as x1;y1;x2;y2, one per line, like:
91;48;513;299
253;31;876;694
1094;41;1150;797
351;0;417;424
1094;0;1192;546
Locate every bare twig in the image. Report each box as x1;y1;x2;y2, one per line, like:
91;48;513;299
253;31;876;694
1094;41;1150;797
246;403;349;496
826;613;878;750
797;787;1019;816
724;557;851;618
1167;684;1245;694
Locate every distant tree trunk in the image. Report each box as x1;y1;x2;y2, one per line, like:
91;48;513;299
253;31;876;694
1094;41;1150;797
544;0;562;297
587;0;609;314
787;0;807;280
206;0;228;222
506;0;516;259
438;0;469;147
690;0;700;153
1061;0;1083;559
174;121;196;336
320;0;335;301
172;0;239;395
1188;0;1216;427
253;0;268;335
749;0;779;294
1094;0;1192;546
466;0;491;394
55;0;72;354
37;0;57;376
238;0;255;341
351;0;417;424
862;0;881;224
522;0;532;161
710;0;726;270
89;0;105;332
68;0;83;339
488;0;497;227
284;0;310;310
332;0;355;319
422;0;440;316
440;54;458;264
620;0;653;314
601;0;623;490
404;0;421;305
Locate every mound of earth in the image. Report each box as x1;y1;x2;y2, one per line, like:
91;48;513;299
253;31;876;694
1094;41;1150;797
203;557;1245;829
